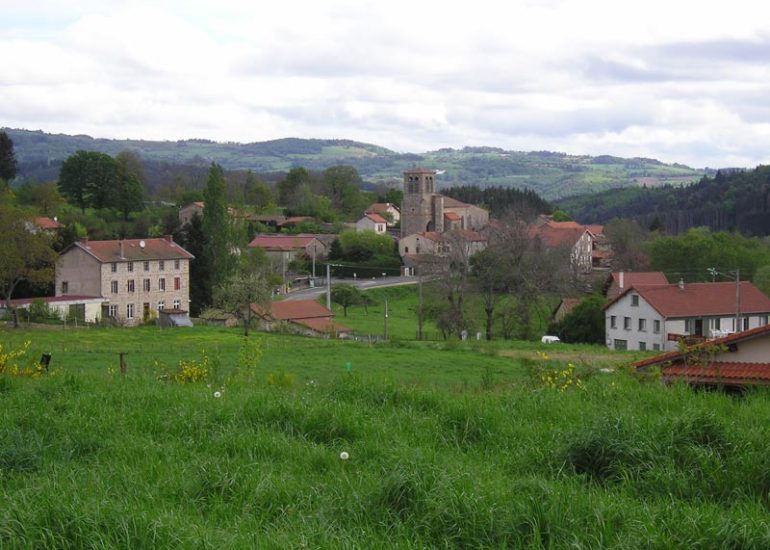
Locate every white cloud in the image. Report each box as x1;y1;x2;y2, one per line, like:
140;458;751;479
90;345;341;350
2;0;770;168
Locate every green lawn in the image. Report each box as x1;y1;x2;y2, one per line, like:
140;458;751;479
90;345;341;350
1;325;767;547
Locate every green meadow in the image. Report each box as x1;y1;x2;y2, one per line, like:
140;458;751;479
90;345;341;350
2;326;770;547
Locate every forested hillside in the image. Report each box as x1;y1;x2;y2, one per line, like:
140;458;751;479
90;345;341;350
558;166;770;236
5;129;706;200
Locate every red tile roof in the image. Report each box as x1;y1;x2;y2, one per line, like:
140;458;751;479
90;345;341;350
444;212;462;221
441;196;471;208
366;203;399;214
69;237;194;263
633;323;770;369
248;234;318;251
253;299;333;321
364;213;387;224
33;217;63;230
530;220;604;247
607;282;770;318
661;362;770;384
294;317;352;334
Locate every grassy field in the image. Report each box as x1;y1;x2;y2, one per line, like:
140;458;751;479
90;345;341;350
2;325;770;547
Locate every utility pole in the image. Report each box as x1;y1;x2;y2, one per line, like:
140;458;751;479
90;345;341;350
735;268;741;332
417;270;423;340
312;247;316;279
326;263;331;310
384;293;389;340
282;252;287;294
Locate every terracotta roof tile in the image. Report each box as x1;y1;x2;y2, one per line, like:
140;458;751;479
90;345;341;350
252;299;333;320
610;282;770;318
71;237;194;262
662;362;770;383
366;203;399;214
364;213;387;224
611;271;668;286
444;212;462;221
33;217;62;230
248;234;318;251
634;323;770;369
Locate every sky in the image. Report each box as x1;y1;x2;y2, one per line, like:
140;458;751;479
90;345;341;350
2;0;770;168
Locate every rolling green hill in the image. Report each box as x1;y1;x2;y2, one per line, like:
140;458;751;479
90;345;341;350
5;128;707;200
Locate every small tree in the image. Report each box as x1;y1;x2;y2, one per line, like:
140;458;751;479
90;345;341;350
550;295;606;344
331;284;362;317
0;205;57;328
0;130;17;182
214;250;270;336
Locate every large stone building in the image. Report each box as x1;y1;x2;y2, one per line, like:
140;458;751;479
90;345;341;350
400;168;488;238
56;236;194;326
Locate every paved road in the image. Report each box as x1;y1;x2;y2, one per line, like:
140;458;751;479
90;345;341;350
282;276;418;301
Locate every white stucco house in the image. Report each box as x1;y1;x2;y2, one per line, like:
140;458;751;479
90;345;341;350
604;281;770;352
355;213;388;234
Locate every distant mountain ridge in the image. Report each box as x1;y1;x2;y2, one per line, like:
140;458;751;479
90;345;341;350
4;128;708;200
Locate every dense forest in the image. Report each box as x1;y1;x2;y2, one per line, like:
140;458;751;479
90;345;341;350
558;165;770;236
442;185;552;218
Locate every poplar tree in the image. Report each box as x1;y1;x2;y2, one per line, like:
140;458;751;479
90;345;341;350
202;163;234;299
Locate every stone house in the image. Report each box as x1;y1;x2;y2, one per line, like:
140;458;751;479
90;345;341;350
604;281;770;352
56;236;194;326
251;299;351;337
529;217;611;276
247;234;327;264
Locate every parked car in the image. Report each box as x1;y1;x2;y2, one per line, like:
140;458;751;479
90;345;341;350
541;335;561;344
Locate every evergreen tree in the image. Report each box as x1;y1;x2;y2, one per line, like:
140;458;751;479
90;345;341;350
0;130;18;182
180;213;209;316
202;163;234;300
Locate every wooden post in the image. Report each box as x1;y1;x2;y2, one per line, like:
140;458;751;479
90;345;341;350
119;352;127;374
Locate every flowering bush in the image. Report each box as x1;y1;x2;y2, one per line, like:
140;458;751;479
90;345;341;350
541;362;585;392
0;341;46;378
156;349;210;383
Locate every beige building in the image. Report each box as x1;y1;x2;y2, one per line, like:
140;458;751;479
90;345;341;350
56;236;194;326
355;213;388;234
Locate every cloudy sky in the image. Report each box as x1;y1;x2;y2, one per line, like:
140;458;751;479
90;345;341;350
2;0;770;168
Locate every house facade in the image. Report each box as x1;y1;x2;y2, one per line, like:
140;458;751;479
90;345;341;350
530;217;611;276
355;213;387;234
247;234;327;263
56;236;194;326
604;281;770;352
365;203;400;226
398;230;487;259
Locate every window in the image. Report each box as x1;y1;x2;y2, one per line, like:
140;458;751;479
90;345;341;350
712;318;721;330
685;319;693;333
157;301;165;311
108;304;118;318
638;318;647;332
173;299;181;309
111;262;117;273
610;315;617;329
143;278;150;292
111;280;118;294
127;280;135;293
159;260;165;271
61;281;69;295
761;315;769;326
159;278;166;291
743;317;750;331
144;261;150;271
174;259;180;270
174;277;181;290
653;320;661;334
126;303;134;319
614;339;628;350
623;317;631;330
639;342;647;351
127;262;134;272
653;343;660;351
631;294;639;307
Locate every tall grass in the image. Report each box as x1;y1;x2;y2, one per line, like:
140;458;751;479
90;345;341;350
2;330;770;546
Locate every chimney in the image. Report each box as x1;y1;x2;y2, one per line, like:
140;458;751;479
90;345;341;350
678;278;685;290
619;271;624;289
164;234;173;243
80;236;89;246
119;240;125;259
